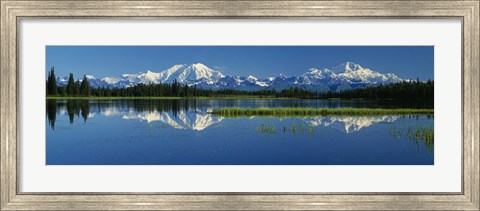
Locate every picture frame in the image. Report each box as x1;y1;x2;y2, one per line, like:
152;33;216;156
1;0;478;210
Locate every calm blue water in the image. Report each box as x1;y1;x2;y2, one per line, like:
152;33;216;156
46;99;434;165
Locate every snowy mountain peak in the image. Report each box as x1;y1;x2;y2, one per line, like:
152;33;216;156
191;63;209;69
331;62;363;73
247;75;258;81
159;63;225;84
102;76;121;85
306;67;332;74
169;64;188;70
142;70;161;82
308;68;319;73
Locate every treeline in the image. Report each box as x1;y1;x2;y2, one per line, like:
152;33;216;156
47;67;91;96
46;68;434;100
319;80;434;100
91;80;199;97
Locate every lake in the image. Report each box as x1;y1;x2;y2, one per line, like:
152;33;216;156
46;99;434;165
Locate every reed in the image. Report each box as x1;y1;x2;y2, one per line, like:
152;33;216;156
258;122;315;136
211;107;434;117
390;126;434;152
257;123;276;134
308;124;314;136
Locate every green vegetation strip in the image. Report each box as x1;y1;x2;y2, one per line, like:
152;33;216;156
210;107;434;116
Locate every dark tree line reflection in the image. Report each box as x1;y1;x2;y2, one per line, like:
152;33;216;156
47;100;57;129
46;99;434;130
46;99;204;129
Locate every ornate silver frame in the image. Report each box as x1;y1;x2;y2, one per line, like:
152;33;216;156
1;1;479;210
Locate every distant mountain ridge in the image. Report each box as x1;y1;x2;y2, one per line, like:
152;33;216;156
55;62;405;91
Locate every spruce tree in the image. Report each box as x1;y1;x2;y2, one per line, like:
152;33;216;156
47;67;57;95
66;73;75;95
172;79;178;96
184;84;189;97
74;80;80;96
80;75;90;96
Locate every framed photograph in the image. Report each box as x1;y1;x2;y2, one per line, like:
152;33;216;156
1;0;479;210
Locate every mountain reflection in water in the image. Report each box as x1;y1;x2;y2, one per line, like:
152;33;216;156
46;99;432;133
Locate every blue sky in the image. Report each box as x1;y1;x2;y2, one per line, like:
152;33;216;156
46;46;434;80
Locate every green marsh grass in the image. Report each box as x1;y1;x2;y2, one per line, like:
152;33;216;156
256;123;276;134
257;121;315;136
308;124;314;136
390;126;434;152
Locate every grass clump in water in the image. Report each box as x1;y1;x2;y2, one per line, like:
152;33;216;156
409;127;434;151
259;121;315;136
257;123;276;134
211;107;434;117
390;126;434;152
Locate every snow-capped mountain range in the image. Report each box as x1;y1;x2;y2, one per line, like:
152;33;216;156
55;62;404;91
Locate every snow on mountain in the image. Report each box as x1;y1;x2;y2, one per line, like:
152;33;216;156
296;68;336;85
303;115;399;133
333;62;402;85
88;63;225;88
124;111;224;131
299;62;402;87
102;76;121;84
159;63;224;84
56;76;68;85
330;62;364;74
54;62;406;91
139;70;162;83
